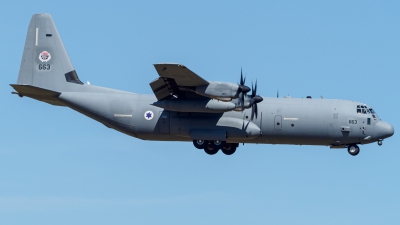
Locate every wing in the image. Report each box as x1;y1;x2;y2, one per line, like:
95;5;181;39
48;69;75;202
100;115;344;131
154;63;209;87
150;63;209;100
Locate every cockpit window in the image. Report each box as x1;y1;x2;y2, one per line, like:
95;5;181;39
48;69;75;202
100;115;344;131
369;108;377;118
357;105;378;118
357;105;373;114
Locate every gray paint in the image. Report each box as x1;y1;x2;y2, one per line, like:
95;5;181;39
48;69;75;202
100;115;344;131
11;13;395;155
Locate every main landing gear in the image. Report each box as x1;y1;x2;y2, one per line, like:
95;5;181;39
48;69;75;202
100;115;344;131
193;140;238;155
347;144;360;156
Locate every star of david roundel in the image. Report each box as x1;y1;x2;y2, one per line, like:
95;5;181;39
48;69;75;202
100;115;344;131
144;110;154;120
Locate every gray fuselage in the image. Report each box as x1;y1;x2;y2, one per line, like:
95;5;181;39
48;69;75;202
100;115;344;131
56;84;393;147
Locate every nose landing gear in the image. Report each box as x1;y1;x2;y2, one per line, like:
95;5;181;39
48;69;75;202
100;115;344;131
347;144;360;156
378;139;383;146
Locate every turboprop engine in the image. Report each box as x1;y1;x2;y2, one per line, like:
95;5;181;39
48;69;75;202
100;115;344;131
194;82;245;101
194;69;251;101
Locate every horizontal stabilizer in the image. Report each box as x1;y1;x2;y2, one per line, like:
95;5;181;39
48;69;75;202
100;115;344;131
10;84;63;106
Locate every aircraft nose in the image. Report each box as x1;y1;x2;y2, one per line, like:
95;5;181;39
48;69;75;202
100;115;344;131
374;121;394;139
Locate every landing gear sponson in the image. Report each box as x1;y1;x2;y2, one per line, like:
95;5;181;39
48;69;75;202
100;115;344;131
193;140;238;155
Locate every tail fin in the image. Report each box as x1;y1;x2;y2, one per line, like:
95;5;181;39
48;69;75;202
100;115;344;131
17;13;82;91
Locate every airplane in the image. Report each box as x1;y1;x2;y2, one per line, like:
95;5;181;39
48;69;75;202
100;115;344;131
11;13;394;156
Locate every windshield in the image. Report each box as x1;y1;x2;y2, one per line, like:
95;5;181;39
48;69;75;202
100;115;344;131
356;105;378;118
357;105;371;114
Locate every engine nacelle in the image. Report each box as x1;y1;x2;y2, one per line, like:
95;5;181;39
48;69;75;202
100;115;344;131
195;82;239;101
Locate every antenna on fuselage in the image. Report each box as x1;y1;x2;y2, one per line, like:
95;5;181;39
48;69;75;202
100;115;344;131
277;90;279;98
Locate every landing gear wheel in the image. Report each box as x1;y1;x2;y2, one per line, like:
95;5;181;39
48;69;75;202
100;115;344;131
204;144;219;155
211;140;225;150
221;143;237;155
378;140;383;146
193;140;206;149
348;144;360;156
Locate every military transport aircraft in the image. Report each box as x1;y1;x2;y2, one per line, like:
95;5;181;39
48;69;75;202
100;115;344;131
11;14;394;156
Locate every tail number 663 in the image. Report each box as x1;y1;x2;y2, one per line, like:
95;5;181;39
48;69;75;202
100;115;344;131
38;64;51;70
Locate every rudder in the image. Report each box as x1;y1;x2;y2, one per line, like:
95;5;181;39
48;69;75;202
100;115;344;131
17;13;82;91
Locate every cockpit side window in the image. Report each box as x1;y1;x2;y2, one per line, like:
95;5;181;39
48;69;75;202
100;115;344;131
369;108;377;118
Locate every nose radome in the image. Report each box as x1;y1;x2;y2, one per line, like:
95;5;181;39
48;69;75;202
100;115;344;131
374;121;394;139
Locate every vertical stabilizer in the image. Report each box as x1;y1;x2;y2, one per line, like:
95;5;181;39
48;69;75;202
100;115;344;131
17;13;82;91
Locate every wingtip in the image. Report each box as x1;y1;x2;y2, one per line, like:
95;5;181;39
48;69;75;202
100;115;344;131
154;62;183;66
32;13;52;19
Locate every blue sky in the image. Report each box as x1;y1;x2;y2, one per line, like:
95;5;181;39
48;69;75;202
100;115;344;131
1;1;399;224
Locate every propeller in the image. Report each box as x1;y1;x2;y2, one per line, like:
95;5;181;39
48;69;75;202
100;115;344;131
242;114;250;131
237;68;251;110
250;80;263;120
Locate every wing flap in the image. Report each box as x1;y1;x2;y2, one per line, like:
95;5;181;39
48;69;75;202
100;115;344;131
149;78;173;100
150;78;170;100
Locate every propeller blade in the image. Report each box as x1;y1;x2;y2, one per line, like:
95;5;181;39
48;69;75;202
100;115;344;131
255;103;258;119
251;80;258;98
240;68;246;86
254;80;257;96
251;104;255;120
242;114;250;130
250;103;258;120
240;68;243;85
241;93;245;111
238;68;250;96
251;82;255;98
